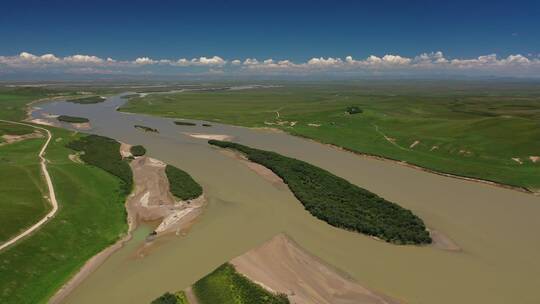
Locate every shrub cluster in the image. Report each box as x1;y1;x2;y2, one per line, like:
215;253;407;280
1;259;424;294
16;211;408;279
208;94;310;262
193;263;289;304
67;135;133;195
346;106;363;114
174;121;197;126
209;140;431;245
66;96;106;104
134;125;159;133
130;145;146;157
57;115;89;123
165;165;203;200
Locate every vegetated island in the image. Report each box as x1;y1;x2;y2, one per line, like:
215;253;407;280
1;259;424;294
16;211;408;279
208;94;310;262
57;115;89;123
174;121;197;126
130;145;146;157
134;124;159;133
152;263;289;304
65;96;106;104
209;140;431;245
165;165;203;200
202;123;212;127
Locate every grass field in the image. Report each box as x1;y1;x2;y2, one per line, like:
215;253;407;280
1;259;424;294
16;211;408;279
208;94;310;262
0;129;129;304
0;123;48;242
119;81;540;191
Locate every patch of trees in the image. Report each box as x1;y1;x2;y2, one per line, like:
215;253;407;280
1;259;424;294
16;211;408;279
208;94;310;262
165;165;203;200
134;125;159;133
130;145;146;157
174;121;197;126
202;123;212;127
346;106;363;114
57;115;89;123
151;292;179;304
67;135;133;195
208;140;431;245
66;96;106;104
193;263;289;304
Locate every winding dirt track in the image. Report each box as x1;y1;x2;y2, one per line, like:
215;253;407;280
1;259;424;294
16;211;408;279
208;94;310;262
0;119;58;251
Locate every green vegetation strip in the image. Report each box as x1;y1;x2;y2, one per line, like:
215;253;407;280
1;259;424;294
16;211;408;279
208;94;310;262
192;263;289;304
165;165;203;200
66;95;106;104
135;124;159;133
57;115;89;123
130;145;147;156
151;291;189;304
67;135;133;195
174;121;197;126
0;129;128;304
209;140;431;244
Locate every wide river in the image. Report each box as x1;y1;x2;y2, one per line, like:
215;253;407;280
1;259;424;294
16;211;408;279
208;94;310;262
33;94;540;304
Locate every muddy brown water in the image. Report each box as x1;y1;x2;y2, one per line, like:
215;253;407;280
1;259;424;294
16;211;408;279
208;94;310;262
32;94;540;304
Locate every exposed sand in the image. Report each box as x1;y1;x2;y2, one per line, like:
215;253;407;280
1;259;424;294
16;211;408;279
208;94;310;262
429;229;461;251
530;156;539;163
182;132;233;141
231;234;403;304
512;157;523;165
119;142;133;158
29;118;58;127
0;131;44;146
68;153;84;164
127;156;205;235
409;140;420;149
219;149;284;185
308;123;321;127
71;122;92;130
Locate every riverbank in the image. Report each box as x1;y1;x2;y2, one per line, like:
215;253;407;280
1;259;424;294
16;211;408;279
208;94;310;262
231;234;402;304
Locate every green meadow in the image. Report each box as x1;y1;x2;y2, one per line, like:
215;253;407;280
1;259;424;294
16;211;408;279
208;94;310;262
0;128;129;304
119;81;540;191
0;122;48;242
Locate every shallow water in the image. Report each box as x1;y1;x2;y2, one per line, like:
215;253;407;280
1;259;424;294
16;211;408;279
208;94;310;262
34;94;540;304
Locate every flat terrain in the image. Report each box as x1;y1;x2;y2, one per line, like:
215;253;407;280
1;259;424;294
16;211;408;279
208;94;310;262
0;122;48;242
119;81;540;191
0;129;129;304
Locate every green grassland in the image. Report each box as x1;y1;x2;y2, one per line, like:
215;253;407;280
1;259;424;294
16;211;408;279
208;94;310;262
209;140;430;244
0;129;129;304
119;81;540;191
0;123;48;242
192;263;289;304
0;87;53;121
165;165;203;200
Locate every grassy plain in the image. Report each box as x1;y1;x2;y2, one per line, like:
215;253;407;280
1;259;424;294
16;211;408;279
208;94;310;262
0;124;48;242
0;129;129;304
119;81;540;191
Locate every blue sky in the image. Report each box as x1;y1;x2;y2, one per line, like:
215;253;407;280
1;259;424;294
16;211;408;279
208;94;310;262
1;0;539;77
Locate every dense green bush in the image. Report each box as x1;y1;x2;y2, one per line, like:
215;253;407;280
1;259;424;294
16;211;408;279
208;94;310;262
134;125;159;133
57;115;89;123
165;165;203;200
193;263;289;304
151;292;178;304
67;135;133;195
346;106;363;114
174;121;197;126
66;96;106;104
209;140;431;245
130;145;146;157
